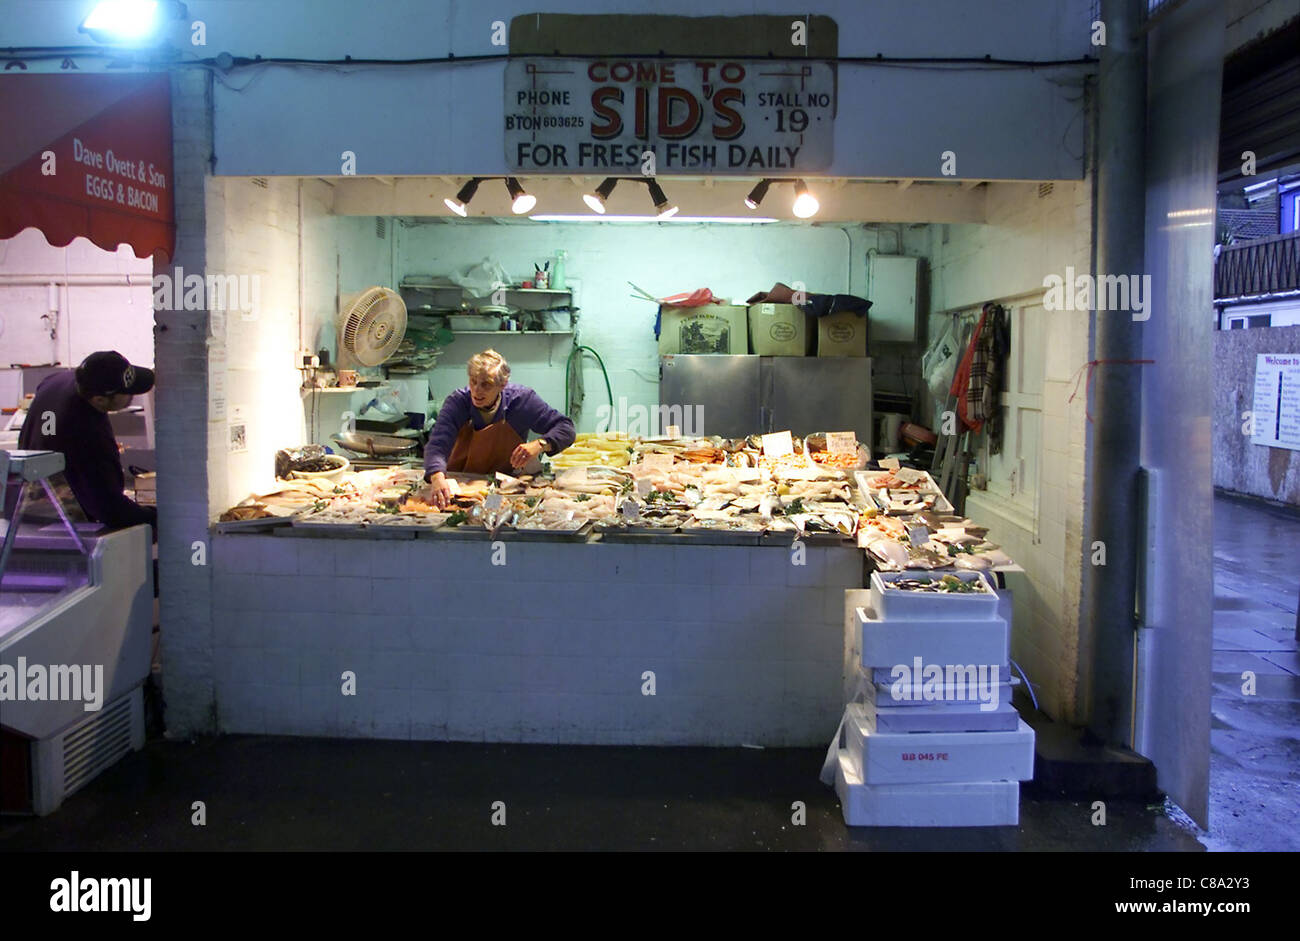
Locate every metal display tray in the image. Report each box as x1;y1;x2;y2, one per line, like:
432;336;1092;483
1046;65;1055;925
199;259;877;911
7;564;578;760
214;514;297;534
855;469;955;514
497;521;593;541
676;527;763;546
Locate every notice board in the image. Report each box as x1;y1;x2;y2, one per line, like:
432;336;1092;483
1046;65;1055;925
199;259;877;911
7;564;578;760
1251;353;1300;450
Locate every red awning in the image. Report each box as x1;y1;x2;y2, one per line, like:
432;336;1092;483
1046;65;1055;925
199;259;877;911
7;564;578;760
0;73;175;261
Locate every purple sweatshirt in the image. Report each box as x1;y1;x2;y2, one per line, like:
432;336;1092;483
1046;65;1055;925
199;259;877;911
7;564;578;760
423;383;576;478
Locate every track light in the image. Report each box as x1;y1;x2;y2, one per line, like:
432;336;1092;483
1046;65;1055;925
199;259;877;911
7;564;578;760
505;178;535;214
647;180;678;218
444;178;480;217
583;178;618;214
744;180;771;210
80;0;186;44
792;179;820;218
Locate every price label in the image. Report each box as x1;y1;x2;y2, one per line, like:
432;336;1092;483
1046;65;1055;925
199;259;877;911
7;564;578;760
906;524;931;547
642;452;675;472
635;477;655;497
761;430;794;457
826;431;857;456
620;500;641;520
880;458;901;471
484;493;505;511
665;424;681;437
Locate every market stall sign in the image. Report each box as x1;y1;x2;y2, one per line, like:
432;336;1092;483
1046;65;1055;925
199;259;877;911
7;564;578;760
825;431;857;456
1251;353;1300;450
761;430;793;457
0;73;174;260
505;59;834;173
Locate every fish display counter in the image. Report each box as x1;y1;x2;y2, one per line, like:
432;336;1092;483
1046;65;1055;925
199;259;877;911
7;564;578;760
204;432;1021;746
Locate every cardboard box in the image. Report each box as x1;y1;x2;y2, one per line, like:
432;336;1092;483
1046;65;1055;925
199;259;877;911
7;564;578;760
747;303;810;355
816;310;868;357
842;704;1035;785
658;304;748;355
834;753;1020;827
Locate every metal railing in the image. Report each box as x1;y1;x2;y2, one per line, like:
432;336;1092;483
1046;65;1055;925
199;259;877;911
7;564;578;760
1214;231;1300;300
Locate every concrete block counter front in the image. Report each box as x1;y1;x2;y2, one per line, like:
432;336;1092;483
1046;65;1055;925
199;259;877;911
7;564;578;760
208;535;862;746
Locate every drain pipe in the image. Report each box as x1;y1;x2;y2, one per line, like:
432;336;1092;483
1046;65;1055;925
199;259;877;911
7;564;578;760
1081;0;1147;745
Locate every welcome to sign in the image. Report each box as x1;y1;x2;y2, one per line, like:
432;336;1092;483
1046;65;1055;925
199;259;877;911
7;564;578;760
505;58;835;174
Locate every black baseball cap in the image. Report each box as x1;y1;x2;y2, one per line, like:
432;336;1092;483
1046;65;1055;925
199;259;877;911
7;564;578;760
75;351;155;397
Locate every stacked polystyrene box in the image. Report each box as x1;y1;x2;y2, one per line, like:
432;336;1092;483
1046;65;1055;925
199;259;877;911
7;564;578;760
831;571;1035;827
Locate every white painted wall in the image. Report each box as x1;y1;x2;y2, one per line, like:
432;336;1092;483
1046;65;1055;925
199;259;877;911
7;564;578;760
1;1;1094;61
205;176;311;512
387;219;859;430
0;228;154;368
923;179;1093;724
0;0;1093;178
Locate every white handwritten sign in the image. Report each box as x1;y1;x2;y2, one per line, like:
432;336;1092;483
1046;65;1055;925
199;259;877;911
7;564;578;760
761;430;794;457
826;431;857;456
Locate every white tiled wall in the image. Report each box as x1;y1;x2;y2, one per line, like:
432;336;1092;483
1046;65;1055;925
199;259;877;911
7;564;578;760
929;179;1093;724
211;536;862;746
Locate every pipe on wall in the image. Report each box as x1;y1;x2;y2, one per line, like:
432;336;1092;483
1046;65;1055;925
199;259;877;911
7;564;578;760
1079;0;1147;744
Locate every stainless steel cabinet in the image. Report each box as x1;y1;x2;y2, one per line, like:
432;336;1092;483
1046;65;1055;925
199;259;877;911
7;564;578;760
659;355;873;446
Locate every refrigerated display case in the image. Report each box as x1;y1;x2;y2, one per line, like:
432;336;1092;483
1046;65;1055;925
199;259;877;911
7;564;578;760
1;450;152;816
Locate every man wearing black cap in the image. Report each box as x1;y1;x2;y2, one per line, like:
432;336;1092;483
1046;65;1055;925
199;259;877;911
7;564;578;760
16;350;157;538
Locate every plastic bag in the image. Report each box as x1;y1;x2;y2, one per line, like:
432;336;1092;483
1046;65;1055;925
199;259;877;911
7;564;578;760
450;258;510;298
922;319;960;409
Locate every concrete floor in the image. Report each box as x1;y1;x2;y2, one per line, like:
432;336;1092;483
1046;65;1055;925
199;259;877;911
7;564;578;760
0;491;1293;851
1203;493;1300;852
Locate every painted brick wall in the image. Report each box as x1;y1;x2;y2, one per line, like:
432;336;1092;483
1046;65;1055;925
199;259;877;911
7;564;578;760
210;536;861;746
156;69;218;736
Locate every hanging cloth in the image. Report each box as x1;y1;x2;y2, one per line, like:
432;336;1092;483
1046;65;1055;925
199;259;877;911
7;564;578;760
949;306;989;433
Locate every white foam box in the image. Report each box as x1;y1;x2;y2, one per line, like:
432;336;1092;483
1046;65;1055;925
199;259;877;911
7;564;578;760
860;697;1021;733
869;570;999;621
842;704;1035;784
856;605;1008;668
860;665;1018;708
834;752;1020;827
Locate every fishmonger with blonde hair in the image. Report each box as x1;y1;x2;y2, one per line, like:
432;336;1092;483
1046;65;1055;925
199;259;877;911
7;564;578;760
422;349;576;507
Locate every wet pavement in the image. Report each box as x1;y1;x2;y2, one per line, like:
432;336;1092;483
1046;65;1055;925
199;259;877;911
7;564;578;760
1204;493;1300;852
0;737;1200;852
1;493;1293;851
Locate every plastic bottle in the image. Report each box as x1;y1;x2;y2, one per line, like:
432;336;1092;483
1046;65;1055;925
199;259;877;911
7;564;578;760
552;250;567;291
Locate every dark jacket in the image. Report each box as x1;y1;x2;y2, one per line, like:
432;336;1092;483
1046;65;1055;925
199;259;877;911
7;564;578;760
16;370;157;536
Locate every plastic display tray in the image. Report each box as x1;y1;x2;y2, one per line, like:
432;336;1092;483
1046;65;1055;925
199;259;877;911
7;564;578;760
869;570;999;620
